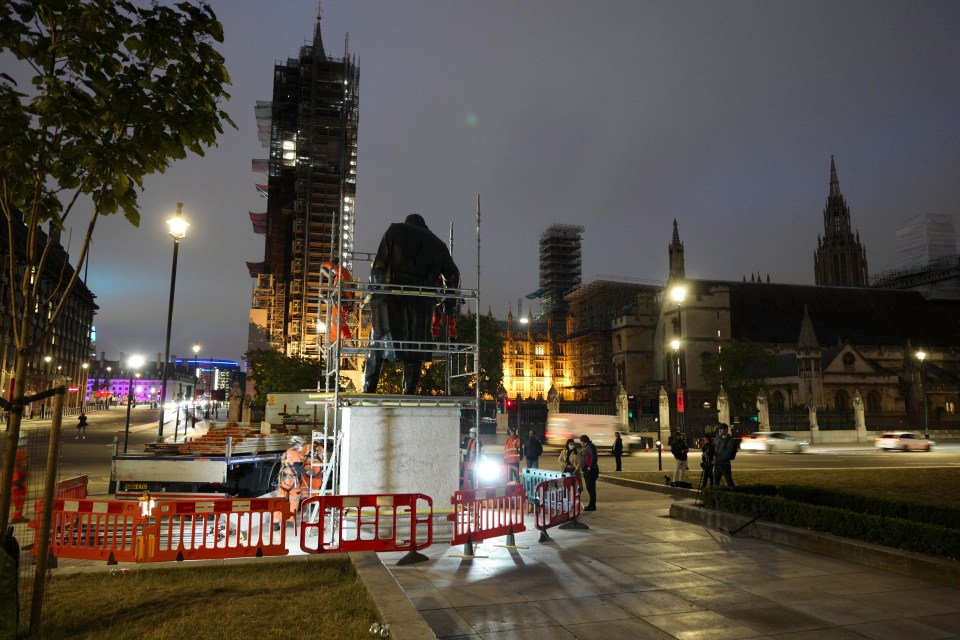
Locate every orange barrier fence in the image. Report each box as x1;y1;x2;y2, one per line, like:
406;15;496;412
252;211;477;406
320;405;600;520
299;493;432;564
533;475;587;542
146;498;291;562
50;499;142;563
49;497;292;563
449;484;526;553
29;475;91;555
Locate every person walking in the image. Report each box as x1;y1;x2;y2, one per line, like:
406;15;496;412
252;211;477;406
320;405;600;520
579;434;600;511
525;430;543;469
713;423;737;490
670;432;689;484
699;433;716;489
75;412;88;439
612;431;624;472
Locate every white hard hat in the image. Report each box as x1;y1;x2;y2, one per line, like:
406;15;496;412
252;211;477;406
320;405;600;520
290;436;305;446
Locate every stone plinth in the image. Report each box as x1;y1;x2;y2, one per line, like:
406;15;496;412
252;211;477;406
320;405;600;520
340;405;460;507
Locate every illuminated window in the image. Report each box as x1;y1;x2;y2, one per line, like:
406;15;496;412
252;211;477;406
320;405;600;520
515;361;524;377
534;345;545;356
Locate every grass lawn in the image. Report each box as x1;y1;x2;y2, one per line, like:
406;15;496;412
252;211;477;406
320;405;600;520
34;557;379;640
614;467;960;509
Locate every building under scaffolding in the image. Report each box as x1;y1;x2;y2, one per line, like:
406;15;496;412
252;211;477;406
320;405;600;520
529;223;584;333
247;9;359;360
564;280;660;400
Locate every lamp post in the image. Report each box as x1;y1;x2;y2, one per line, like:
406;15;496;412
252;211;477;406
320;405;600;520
916;350;929;439
670;284;687;436
80;362;89;410
157;203;189;441
192;342;200;421
124;355;144;453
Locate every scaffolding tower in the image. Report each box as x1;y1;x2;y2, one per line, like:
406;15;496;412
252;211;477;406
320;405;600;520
533;224;584;331
305;199;484;500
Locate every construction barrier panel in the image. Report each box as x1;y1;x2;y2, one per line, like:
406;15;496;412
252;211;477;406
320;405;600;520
521;468;568;505
30;474;90;532
534;475;583;536
449;483;526;547
299;493;433;556
146;498;291;562
50;499;142;563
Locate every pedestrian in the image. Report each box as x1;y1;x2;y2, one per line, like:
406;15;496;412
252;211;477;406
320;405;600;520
669;432;689;484
75;412;88;439
612;431;624;471
460;426;483;488
578;434;600;511
558;437;582;491
362;213;460;395
503;427;522;483
699;433;716;489
525;429;543;469
273;436;307;531
713;423;737;490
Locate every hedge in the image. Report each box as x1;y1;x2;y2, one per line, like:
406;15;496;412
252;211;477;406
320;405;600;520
702;488;960;561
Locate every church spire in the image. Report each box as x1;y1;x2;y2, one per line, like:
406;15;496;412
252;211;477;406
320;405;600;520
312;1;327;61
829;154;840;198
668;219;685;280
798;305;819;350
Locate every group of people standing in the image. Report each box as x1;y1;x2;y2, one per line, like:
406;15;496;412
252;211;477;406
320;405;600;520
670;423;738;490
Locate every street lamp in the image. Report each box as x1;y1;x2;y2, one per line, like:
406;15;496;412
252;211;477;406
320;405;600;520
917;350;929;439
670;284;687;437
157;203;189;441
80;362;89;410
192;342;200;418
124;355;144;453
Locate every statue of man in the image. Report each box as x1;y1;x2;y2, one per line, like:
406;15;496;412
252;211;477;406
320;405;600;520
362;213;460;395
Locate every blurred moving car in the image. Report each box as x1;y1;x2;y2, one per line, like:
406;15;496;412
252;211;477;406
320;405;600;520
544;414;644;454
874;432;935;451
739;431;810;453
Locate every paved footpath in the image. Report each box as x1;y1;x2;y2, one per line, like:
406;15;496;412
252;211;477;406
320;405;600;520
378;481;960;640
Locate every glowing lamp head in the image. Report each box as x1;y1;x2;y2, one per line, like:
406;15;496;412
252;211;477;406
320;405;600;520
128;354;145;369
916;350;926;362
167;203;189;240
670;284;687;304
670;338;681;351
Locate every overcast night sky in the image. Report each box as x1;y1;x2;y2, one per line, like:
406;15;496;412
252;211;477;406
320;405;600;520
63;0;960;366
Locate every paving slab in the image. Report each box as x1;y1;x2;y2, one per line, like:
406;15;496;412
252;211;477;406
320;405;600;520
381;480;960;639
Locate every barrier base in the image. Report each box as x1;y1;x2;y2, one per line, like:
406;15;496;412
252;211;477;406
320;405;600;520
538;529;551;543
396;550;429;566
558;518;590;531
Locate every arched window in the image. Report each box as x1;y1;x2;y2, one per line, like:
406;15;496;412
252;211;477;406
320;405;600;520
770;391;785;411
834;389;850;411
866;391;881;414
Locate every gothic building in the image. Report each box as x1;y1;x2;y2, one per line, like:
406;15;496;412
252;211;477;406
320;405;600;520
247;9;359;359
499;312;571;400
814;156;869;286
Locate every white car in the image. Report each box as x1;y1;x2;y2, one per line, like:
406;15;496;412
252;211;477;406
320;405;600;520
739;431;810;453
874;432;935;451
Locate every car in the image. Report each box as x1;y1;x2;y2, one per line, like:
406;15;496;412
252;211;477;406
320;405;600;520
874;432;935;451
739;431;810;453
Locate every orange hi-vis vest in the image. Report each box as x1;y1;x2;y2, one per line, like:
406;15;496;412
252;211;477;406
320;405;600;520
503;435;521;465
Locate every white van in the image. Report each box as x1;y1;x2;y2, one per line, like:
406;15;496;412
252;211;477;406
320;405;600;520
544;413;642;454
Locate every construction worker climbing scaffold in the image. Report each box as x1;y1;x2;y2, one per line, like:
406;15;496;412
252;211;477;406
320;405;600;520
319;259;355;341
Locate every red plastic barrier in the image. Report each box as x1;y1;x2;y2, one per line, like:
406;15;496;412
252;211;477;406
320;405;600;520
449;483;526;547
146;498;291;562
299;493;433;555
534;475;581;531
56;475;89;500
50;498;142;563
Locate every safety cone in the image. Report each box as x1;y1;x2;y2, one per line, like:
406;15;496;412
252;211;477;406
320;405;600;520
645;441;650;453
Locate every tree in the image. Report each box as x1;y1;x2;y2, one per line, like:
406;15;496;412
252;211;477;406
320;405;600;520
419;312;504;396
246;350;324;406
0;0;233;544
700;340;777;414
